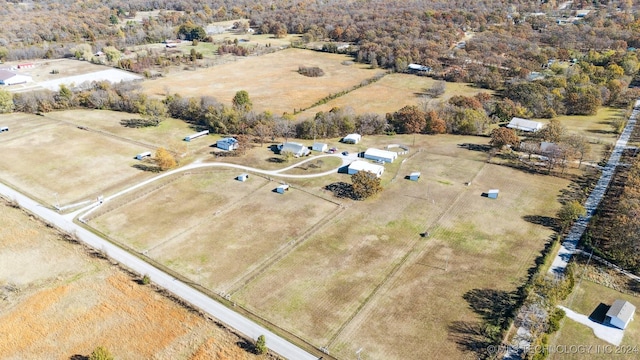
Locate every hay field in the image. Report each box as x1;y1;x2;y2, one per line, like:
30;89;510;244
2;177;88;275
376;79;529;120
549;280;640;360
142;48;385;114
234;136;570;359
0;113;153;206
0;200;272;360
88;169;340;291
294;73;493;118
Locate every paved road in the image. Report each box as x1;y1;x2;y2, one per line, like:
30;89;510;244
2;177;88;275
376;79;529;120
0;182;319;360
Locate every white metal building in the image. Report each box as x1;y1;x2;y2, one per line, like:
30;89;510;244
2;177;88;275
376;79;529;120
184;130;209;141
0;70;32;85
507;117;543;132
364;148;398;163
606;300;635;330
312;142;328;152
348;160;384;177
487;189;500;199
276;184;290;194
135;151;152;160
409;172;421;181
279;142;310;157
342;133;361;144
237;173;249;182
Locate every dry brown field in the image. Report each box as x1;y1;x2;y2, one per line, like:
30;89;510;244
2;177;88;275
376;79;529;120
1;58;114;85
141;48;386;115
294;73;493;119
0;200;275;360
0;112;154;206
233;135;570;359
88;169;341;292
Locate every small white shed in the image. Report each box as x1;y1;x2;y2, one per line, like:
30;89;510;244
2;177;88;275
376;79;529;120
276;184;290;194
237;173;249;182
135;151;152;160
312;142;328;152
606;300;636;330
487;189;499;199
409;172;421;181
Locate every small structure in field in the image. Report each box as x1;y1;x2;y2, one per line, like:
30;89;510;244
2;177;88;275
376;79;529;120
17;63;34;69
408;63;432;72
487;189;500;199
135;151;152;160
409;172;421;181
606;300;635;330
0;70;33;85
217;137;238;151
348;160;384;177
342;133;361;144
0;126;8;132
364;148;398;163
237;173;249;182
184;130;209;141
507;117;543;132
279;142;310;157
276;184;290;194
312;142;328;152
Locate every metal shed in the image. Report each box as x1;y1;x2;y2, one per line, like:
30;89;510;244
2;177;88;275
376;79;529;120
409;172;421;181
487;189;499;199
276;184;290;194
237;173;249;182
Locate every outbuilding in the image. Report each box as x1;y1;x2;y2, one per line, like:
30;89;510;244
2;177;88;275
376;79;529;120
342;133;361;144
507;117;543;132
135;151;152;160
184;130;209;141
0;70;32;85
276;184;290;194
237;173;249;182
279;142;310;157
312;142;328;152
217;137;238;150
348;160;384;177
0;126;8;132
606;300;636;330
487;189;499;199
409;172;421;181
364;148;398;163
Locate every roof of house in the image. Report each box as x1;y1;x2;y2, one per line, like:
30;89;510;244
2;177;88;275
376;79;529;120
607;300;636;323
349;160;384;174
344;133;361;140
540;142;559;153
365;148;398;159
0;69;17;81
313;142;327;147
507;117;543;132
218;137;237;144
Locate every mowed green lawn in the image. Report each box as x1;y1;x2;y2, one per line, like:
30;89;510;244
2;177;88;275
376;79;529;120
234;135;570;359
549;280;640;360
294;73;493;118
89;169;340;291
0;112;154;206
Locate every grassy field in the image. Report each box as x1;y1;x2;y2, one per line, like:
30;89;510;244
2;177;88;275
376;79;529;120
0;112;155;206
294;73;493;118
0;200;272;360
142;48;386;115
549;280;640;359
89;169;340;292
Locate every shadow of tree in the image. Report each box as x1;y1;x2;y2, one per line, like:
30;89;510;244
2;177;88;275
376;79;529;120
69;355;88;360
463;288;518;328
267;157;286;163
523;215;560;232
325;182;356;200
132;163;161;173
458;143;492;152
447;321;495;359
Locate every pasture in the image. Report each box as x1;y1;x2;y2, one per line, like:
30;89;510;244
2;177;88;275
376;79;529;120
0;200;267;360
141;48;386;115
294;73;493;118
549;280;640;360
0;112;155;206
88;169;341;292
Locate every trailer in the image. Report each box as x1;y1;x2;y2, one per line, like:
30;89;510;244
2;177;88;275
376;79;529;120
184;130;209;141
135;151;152;160
0;127;8;132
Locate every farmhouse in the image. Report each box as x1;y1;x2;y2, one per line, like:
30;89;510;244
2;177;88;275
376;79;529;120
279;142;310;157
135;151;152;160
0;70;32;85
312;142;328;152
606;300;635;330
184;130;209;141
217;137;238;151
276;184;290;194
348;160;384;177
342;133;362;144
364;148;398;163
507;117;543;132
